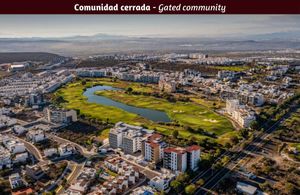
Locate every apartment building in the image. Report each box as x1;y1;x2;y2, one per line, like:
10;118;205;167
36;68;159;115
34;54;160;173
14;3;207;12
186;145;201;171
109;122;153;154
44;106;77;124
163;147;187;172
142;133;166;164
122;132;140;154
226;99;256;128
159;77;176;93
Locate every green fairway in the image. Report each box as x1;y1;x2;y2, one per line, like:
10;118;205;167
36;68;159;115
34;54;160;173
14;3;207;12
55;78;235;143
95;90;233;135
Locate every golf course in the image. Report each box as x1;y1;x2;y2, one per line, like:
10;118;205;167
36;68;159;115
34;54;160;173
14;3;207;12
54;78;237;144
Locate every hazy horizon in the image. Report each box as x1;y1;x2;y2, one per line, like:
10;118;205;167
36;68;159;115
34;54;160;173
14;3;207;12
0;15;299;38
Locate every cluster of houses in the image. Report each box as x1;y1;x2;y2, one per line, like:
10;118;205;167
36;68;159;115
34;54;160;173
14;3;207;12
0;115;17;129
0;135;28;169
0;69;75;108
64;167;97;195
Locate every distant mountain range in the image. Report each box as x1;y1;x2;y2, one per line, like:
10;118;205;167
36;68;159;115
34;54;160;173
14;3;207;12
0;31;299;56
1;31;300;42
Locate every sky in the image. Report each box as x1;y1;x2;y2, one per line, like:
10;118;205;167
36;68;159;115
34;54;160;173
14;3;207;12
0;15;299;38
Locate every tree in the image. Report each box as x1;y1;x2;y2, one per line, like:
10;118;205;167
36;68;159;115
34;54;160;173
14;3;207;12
176;173;189;183
126;87;133;93
170;180;181;192
230;135;239;145
239;128;249;139
81;80;87;85
172;130;179;139
250;121;259;130
196;179;205;187
185;184;196;195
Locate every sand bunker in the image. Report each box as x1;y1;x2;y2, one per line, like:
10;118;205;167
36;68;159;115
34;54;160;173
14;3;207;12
204;119;218;123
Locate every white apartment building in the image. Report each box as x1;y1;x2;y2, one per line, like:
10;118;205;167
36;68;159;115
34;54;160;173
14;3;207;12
158;77;176;93
186;145;201;171
109;122;154;154
44;106;77;124
226;99;256;128
26;130;46;143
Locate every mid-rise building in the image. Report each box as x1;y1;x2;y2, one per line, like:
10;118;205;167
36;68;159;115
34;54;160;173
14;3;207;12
163;147;187;172
226;99;256;128
186;145;201;171
109;122;153;154
44;106;77;124
159;78;176;93
142;133;166;164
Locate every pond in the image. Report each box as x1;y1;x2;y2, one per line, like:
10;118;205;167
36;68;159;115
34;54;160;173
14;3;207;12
83;85;171;123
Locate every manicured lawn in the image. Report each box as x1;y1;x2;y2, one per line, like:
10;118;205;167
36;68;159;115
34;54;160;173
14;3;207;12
96;90;233;135
55;78;235;143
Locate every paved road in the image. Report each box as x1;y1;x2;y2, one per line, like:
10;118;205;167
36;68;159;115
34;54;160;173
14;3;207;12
10;134;44;162
47;133;96;158
55;161;85;194
194;104;299;194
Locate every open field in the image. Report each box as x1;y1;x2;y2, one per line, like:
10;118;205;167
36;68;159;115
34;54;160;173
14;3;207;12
55;78;236;143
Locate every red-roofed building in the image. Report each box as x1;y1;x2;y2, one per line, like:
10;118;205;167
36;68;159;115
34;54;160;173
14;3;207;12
186;145;201;171
163;147;187;172
12;188;34;195
142;133;165;164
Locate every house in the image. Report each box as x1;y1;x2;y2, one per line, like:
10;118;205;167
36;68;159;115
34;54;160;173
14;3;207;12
58;144;74;157
26;130;46;143
67;168;96;194
0;146;12;169
43;148;58;157
12;125;27;135
236;181;258;195
6;141;26;154
14;152;28;163
9;173;26;190
148;170;175;192
25;164;45;180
